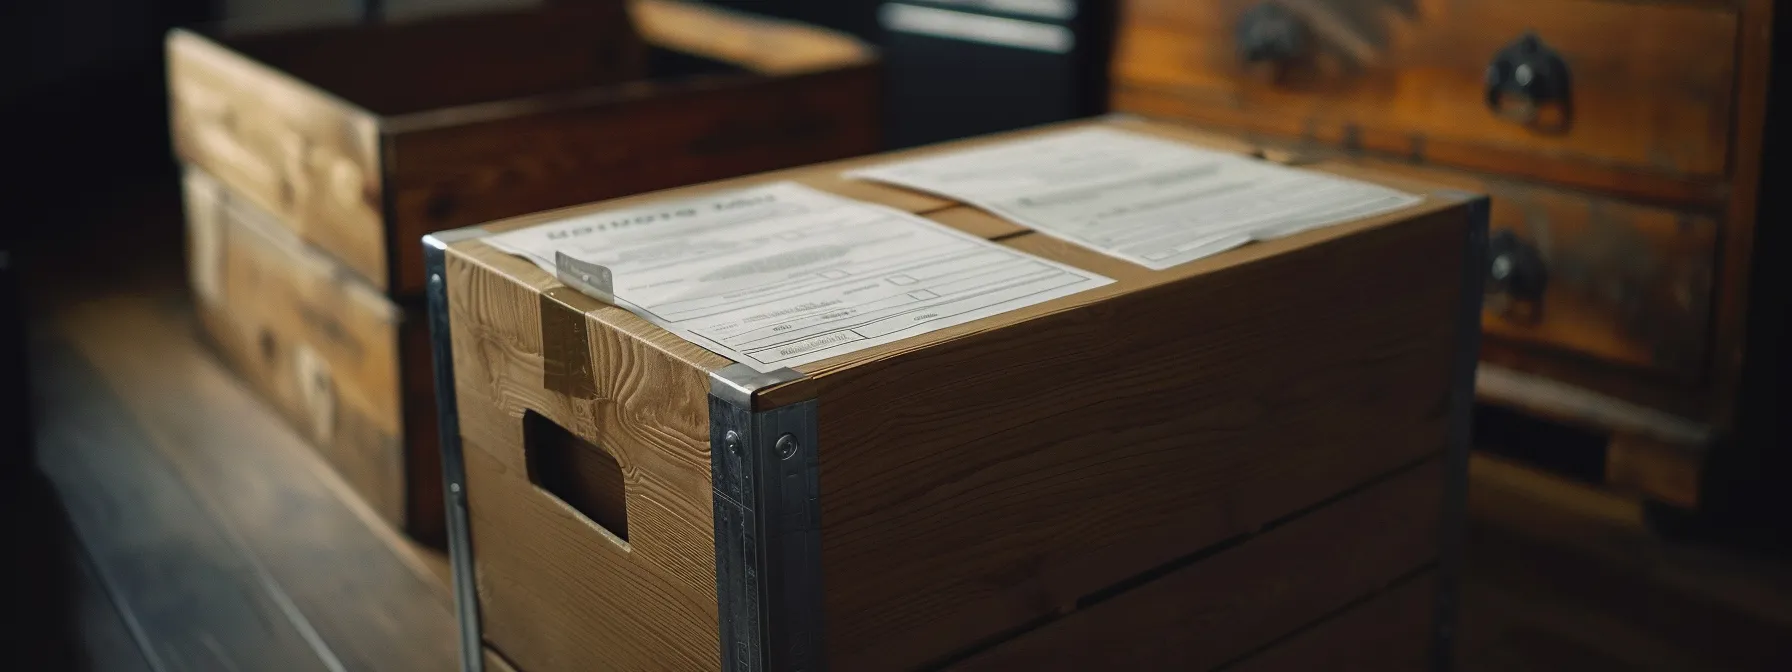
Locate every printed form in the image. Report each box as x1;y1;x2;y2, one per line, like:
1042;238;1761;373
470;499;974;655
847;127;1424;270
484;182;1113;372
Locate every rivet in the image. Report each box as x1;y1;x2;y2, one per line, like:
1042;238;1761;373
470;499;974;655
776;434;799;460
724;430;743;456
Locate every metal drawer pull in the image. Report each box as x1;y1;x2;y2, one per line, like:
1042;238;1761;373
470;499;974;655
1236;3;1308;63
1486;32;1573;132
1487;229;1549;323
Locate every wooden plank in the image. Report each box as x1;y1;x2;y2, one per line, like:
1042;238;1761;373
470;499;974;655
185;165;415;531
1709;0;1777;431
168;29;386;289
32;335;338;671
1111;0;1738;194
1604;434;1704;509
221;2;644;116
1223;571;1438;672
950;461;1443;670
1458;573;1714;672
1282;157;1719;380
52;295;460;672
629;0;872;75
384;64;879;294
0;469;153;672
1469;452;1647;534
72;551;157;672
446;244;728;672
798;204;1471;669
1476;364;1711;447
1467;452;1792;668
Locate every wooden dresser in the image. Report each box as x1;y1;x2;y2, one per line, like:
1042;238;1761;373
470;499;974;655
1109;0;1778;512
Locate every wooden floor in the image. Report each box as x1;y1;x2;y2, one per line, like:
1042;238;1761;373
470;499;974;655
7;179;1792;670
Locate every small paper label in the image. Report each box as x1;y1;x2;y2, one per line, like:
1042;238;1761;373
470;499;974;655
484;182;1114;372
847;127;1424;270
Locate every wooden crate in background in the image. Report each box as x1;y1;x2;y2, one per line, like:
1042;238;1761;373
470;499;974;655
170;0;881;541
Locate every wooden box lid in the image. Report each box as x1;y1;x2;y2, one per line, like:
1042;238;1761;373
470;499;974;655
448;115;1475;398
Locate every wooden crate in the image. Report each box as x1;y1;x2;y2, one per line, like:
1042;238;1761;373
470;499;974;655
1108;0;1782;511
185;167;442;539
426;117;1484;670
171;0;880;540
170;0;880;296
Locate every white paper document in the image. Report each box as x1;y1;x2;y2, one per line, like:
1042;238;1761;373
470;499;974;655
484;182;1114;372
847;127;1424;270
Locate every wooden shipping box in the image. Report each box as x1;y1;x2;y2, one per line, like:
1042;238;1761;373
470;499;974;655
427;117;1487;671
172;0;880;540
1106;0;1781;509
170;0;880;297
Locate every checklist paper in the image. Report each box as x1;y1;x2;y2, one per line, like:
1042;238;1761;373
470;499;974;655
483;182;1113;372
847;127;1424;270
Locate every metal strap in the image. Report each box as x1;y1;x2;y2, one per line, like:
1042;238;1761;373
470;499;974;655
423;228;488;672
709;367;824;671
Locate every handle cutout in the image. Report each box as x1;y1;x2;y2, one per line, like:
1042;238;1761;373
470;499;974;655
524;410;628;542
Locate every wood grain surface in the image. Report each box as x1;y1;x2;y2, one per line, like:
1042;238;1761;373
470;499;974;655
1708;0;1777;431
169;30;386;288
949;460;1443;670
446;242;731;671
385;64;879;294
629;0;873;75
49;294;460;671
445;117;1474;670
1112;0;1739;195
34;337;340;671
223;2;645;116
183;166;417;532
1224;571;1439;672
172;0;877;296
1463;458;1792;670
803;199;1466;669
1312;157;1717;381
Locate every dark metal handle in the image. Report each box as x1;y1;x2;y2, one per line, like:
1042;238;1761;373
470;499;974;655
1485;32;1572;131
1236;3;1308;63
1487;229;1549;304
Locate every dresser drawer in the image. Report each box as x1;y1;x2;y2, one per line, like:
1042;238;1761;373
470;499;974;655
1315;159;1717;380
1113;0;1740;187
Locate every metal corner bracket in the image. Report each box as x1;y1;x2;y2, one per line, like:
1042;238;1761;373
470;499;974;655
1433;194;1489;672
422;227;489;672
708;362;825;671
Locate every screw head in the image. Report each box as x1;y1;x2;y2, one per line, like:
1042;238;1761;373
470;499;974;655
1491;255;1514;281
724;430;743;456
775;434;800;460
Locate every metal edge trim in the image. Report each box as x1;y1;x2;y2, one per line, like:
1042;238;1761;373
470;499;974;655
1433;193;1488;672
423;236;484;672
709;362;808;411
424;226;491;250
709;394;826;672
